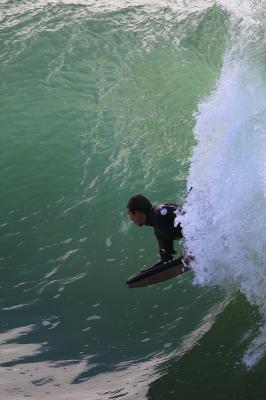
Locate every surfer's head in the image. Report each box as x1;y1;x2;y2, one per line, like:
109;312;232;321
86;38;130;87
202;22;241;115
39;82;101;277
127;194;152;226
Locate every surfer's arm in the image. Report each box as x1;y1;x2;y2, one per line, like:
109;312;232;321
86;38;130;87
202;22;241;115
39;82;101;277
156;236;176;261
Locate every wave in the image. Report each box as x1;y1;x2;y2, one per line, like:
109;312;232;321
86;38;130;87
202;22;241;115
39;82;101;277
179;0;266;367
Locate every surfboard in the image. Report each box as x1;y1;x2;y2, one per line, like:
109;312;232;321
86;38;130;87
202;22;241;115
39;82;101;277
126;255;190;289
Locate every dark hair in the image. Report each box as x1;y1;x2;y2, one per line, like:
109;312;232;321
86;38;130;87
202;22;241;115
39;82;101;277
127;194;152;214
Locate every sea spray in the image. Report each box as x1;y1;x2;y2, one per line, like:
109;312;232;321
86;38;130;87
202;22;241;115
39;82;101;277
178;0;266;366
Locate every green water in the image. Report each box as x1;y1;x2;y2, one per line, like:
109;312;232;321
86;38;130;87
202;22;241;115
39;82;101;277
1;1;266;399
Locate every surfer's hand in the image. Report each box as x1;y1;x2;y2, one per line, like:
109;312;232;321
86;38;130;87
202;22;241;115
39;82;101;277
160;247;175;262
161;255;173;263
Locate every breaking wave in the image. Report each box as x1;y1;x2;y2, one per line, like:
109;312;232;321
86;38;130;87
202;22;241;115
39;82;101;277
179;0;266;367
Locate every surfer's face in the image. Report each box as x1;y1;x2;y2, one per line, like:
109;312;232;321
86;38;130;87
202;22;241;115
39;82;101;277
128;210;146;226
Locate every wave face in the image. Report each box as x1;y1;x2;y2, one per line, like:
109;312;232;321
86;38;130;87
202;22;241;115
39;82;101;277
180;0;266;367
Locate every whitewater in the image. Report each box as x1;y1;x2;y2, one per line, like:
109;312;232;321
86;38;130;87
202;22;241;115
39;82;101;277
179;0;266;367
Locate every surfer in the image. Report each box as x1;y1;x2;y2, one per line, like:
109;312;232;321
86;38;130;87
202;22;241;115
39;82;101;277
127;194;184;268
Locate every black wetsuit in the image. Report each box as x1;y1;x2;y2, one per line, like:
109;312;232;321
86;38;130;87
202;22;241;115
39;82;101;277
145;203;183;261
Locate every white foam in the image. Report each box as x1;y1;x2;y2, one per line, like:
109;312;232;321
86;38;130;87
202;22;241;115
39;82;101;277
179;0;266;367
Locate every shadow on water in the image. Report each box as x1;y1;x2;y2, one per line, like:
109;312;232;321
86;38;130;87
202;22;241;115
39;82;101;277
0;268;227;396
1;292;263;400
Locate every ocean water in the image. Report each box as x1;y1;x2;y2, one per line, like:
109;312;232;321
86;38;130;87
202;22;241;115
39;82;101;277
1;0;266;399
